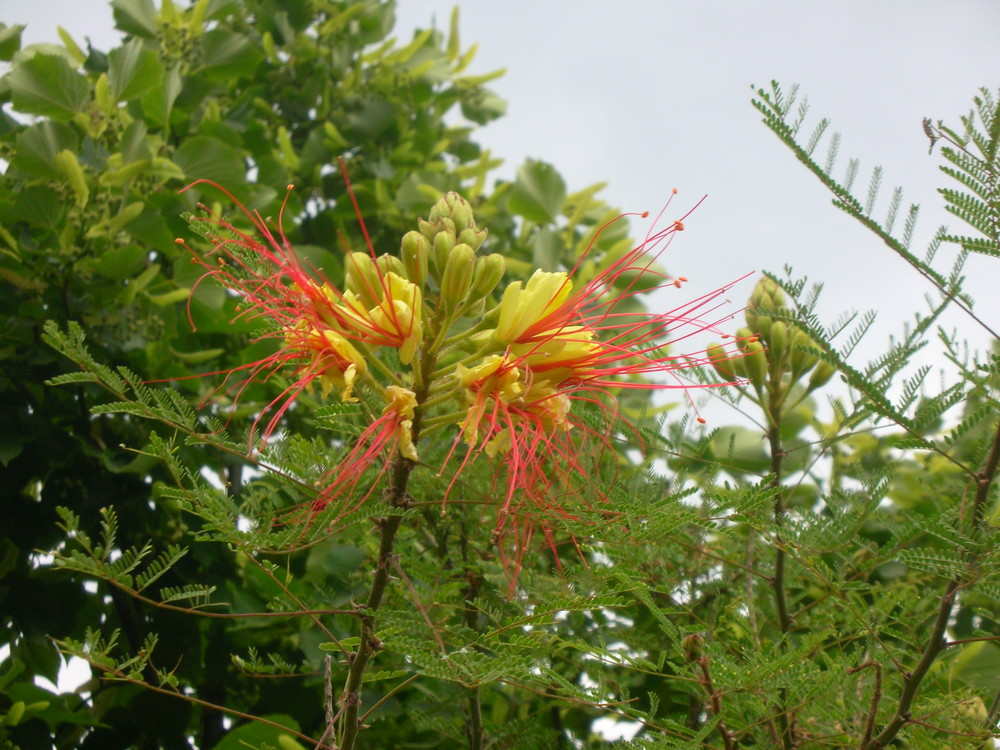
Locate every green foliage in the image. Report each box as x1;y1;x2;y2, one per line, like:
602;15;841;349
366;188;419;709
4;3;1000;749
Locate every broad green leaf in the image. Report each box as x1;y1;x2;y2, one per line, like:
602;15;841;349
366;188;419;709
11;185;66;228
173;136;246;186
508;158;566;224
711;426;771;474
0;23;24;61
120;119;151;162
6;53;90;120
950;641;1000;691
95;244;147;280
198;28;264;82
140;63;182;127
108;38;162;102
197;714;301;750
12;120;79;178
460;86;507;125
111;0;157;38
531;226;564;271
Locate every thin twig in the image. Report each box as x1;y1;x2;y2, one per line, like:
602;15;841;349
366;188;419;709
847;661;882;747
863;416;1000;749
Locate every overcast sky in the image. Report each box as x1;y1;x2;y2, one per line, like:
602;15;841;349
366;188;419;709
7;0;1000;373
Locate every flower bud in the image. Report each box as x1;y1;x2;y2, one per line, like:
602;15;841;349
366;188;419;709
752;277;785;308
707;342;736;380
463;298;486;317
789;328;818;376
756;314;773;341
735;327;759;354
345;252;382;308
449;194;475;233
743;340;767;389
401;230;429;287
432;229;456;277
806;359;837;391
682;633;704;663
376;253;405;280
769;320;788;362
418;218;437;242
429;192;473;231
459;226;488;252
470;253;506;300
441;243;475;310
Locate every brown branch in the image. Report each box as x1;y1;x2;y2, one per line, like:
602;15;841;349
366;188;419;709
847;661;882;747
77;658;332;749
765;378;794;750
864;415;1000;749
336;459;412;750
695;656;737;750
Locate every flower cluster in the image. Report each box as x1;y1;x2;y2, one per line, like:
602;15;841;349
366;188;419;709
179;179;742;557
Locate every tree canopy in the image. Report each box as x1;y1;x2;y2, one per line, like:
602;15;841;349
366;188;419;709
2;2;999;749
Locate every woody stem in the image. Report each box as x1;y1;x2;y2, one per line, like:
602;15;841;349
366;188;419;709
337;349;437;750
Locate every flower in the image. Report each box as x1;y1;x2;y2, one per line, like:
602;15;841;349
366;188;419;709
177;180;422;447
451;201;746;541
176;178;746;572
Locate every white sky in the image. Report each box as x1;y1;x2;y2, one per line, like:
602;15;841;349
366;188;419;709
6;0;1000;369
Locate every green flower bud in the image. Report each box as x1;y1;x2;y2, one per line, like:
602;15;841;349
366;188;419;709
682;633;704;663
464;298;486;318
448;194;475;233
753;277;785;307
441;243;475;310
401;230;429;287
731;353;748;377
756;314;773;341
806;359;837;391
376;253;405;279
437;216;457;237
789;328;818;376
459;226;488;252
744;306;759;331
743;340;767;389
470;253;506;300
735;327;759;354
432;229;457;277
345;252;382;308
429;192;473;231
769;283;786;308
418;218;437;242
707;342;736;380
769;320;788;363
